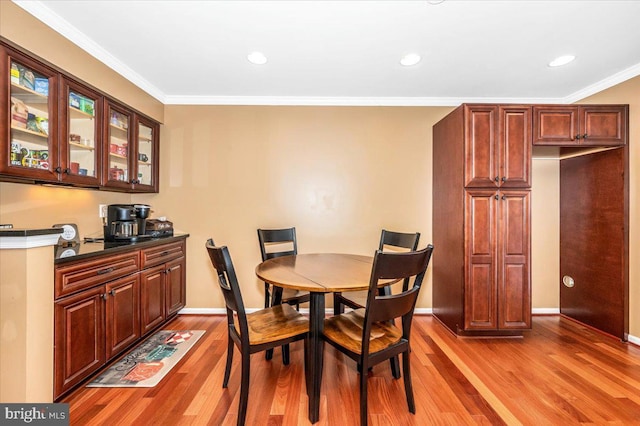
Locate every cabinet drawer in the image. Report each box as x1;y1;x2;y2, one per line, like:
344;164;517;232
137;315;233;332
140;241;185;268
55;251;139;298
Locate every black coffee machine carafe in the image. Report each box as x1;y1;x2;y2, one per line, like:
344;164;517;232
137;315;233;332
104;204;151;242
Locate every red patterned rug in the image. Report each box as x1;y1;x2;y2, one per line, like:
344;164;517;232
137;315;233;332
87;330;205;387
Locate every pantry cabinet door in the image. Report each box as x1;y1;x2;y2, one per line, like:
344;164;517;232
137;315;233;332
1;45;60;181
464;190;498;330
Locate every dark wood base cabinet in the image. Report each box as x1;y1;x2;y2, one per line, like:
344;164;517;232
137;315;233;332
54;237;187;400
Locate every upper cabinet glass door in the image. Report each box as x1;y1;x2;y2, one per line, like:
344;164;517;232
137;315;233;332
134;116;159;191
60;78;101;185
104;100;132;188
4;52;58;180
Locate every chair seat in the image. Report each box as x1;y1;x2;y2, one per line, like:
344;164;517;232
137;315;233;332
243;304;309;345
323;308;402;355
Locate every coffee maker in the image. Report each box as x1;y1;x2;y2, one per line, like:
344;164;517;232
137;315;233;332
104;204;151;242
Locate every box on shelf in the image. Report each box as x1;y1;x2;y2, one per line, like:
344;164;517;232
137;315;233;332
80;98;94;116
19;68;35;91
69;92;81;110
116;144;127;157
10;62;20;85
10;97;28;129
34;78;48;96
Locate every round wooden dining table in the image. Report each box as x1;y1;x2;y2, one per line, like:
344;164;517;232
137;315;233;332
255;253;377;424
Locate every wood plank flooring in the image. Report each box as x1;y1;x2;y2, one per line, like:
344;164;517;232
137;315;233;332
63;315;640;425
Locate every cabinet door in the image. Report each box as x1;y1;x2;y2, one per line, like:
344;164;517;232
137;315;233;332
464;190;498;330
103;99;133;190
532;106;579;145
1;46;59;181
59;77;102;186
54;286;105;399
499;106;531;188
105;274;140;360
132;115;159;192
464;105;499;187
497;191;531;329
140;264;166;335
166;257;186;317
579;105;627;146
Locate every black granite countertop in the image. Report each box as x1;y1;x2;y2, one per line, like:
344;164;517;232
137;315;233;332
54;233;189;264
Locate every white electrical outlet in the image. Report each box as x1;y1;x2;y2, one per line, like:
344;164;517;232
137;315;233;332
99;204;107;218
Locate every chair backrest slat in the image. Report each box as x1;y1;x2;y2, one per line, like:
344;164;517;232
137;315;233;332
368;287;420;323
378;229;420;252
258;228;298;261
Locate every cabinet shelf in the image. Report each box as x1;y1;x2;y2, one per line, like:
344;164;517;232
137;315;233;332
11;82;48;104
69;106;94;120
109;123;128;133
69;141;94;151
11;126;49;146
109;152;127;161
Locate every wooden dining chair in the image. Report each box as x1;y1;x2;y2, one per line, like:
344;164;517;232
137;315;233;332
206;239;309;426
323;245;434;426
258;228;311;362
333;229;420;315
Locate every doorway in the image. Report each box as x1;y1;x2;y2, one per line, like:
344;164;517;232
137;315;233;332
559;146;629;340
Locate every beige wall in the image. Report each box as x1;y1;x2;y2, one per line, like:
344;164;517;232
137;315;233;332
0;1;637;337
531;158;560;309
133;106;452;310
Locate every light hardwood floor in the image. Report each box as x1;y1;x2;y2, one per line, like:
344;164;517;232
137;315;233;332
64;315;640;425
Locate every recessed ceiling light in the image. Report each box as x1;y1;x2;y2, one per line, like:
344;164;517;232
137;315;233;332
400;53;421;67
247;51;267;65
548;55;576;67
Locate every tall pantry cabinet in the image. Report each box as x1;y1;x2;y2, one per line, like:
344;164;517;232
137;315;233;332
433;104;532;336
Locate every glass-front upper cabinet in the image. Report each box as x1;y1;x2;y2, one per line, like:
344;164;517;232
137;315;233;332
59;77;102;185
133;116;159;192
1;48;58;181
104;99;133;190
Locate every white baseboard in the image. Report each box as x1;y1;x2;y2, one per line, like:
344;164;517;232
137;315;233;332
532;308;560;314
627;334;640;346
178;307;638;344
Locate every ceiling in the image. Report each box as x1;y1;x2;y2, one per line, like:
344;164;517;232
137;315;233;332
14;0;640;106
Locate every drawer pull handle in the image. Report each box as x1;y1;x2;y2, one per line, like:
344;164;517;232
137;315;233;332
161;251;170;257
97;267;115;275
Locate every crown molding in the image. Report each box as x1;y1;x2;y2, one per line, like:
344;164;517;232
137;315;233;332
563;61;640;104
162;95;566;106
13;0;167;103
